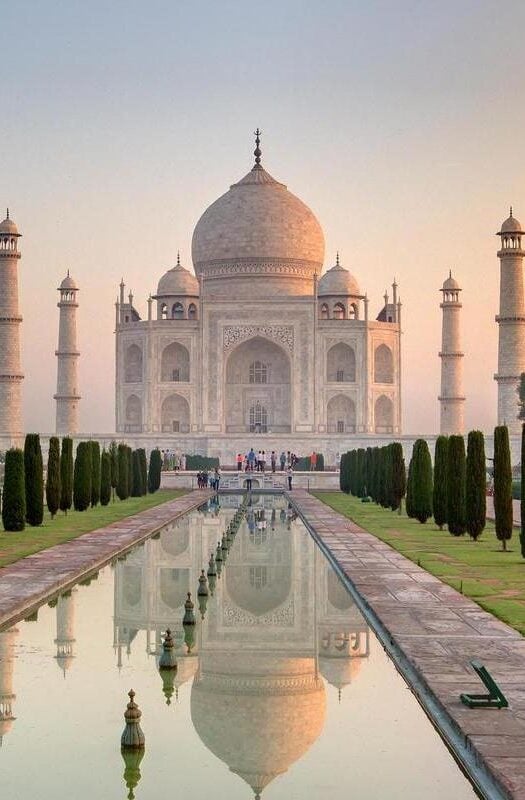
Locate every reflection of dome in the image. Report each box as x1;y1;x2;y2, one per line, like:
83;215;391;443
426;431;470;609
318;256;359;296
191;657;326;796
156;258;199;297
319;655;362;691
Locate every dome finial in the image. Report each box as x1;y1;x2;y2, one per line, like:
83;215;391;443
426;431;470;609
6;208;9;219
336;251;340;267
254;128;262;166
510;205;513;218
176;251;180;267
449;269;452;278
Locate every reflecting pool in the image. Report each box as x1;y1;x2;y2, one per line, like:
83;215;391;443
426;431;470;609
0;495;477;799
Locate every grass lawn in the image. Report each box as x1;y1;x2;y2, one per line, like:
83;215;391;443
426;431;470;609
314;491;525;636
0;490;185;570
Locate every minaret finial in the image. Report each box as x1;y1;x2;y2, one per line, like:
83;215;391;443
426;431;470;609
254;128;262;166
176;251;180;267
67;269;70;277
336;251;340;267
449;269;452;278
510;205;513;218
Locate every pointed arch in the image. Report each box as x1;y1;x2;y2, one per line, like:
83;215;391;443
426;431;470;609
374;344;394;384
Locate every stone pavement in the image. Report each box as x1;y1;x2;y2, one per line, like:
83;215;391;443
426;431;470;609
0;490;212;629
486;496;521;527
290;490;525;800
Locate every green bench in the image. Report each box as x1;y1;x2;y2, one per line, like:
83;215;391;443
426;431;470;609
460;660;508;709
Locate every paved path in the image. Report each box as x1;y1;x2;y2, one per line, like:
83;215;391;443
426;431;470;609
0;490;212;628
291;490;525;800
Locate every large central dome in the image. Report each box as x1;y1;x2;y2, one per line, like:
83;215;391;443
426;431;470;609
191;142;325;296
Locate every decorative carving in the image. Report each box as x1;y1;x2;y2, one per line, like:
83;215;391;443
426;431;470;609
222;597;294;627
223;325;294;353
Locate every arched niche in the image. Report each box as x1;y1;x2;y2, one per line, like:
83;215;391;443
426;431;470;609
326;343;356;382
161;393;190;433
160;568;190;609
327;394;356;433
161;342;190;382
125;394;142;431
374;344;394;384
333;302;346;320
124;344;143;382
375;394;394;433
225;336;291;433
172;302;184;319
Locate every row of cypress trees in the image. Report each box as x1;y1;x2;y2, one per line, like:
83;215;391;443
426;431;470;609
2;437;163;532
341;427;514;550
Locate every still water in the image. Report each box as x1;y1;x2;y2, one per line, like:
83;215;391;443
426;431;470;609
0;495;476;800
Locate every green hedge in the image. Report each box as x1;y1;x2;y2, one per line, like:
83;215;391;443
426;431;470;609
185;455;219;470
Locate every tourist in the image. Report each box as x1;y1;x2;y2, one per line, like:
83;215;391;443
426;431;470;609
310;451;317;471
271;451;277;472
261;450;266;473
180;453;186;471
286;451;291;468
246;473;253;491
214;467;221;493
248;448;256;471
280;451;286;471
287;465;293;491
236;452;243;471
257;450;263;471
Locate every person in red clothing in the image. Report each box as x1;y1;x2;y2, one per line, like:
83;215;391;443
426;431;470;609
310;451;317;471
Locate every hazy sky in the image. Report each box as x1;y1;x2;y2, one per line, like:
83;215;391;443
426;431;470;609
2;0;525;434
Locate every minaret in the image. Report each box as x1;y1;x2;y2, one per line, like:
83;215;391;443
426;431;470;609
54;590;76;676
438;271;465;434
54;271;80;434
0;627;18;746
495;209;525;434
0;211;23;440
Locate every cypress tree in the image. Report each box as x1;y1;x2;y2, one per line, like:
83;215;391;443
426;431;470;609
90;440;101;507
148;449;162;493
411;439;433;523
24;433;44;526
493;425;513;551
447;435;467;536
109;440;119;501
466;430;486;541
59;437;73;514
73;442;92;511
391;442;406;512
356;449;366;497
45;436;61;519
117;443;129;500
433;436;448;530
405;453;414;518
138;449;148;495
131;450;142;497
126;446;133;498
2;448;26;531
365;448;373;497
371;447;380;503
100;450;111;506
379;446;392;508
521;424;525;559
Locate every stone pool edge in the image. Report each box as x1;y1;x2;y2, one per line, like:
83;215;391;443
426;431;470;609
288;489;523;800
0;489;213;630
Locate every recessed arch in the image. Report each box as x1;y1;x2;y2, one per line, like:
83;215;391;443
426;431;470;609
333;302;346;320
124;344;143;383
327;394;356;433
125;394;142;431
327;343;356;383
161;342;190;382
161;393;190;432
172;302;184;319
188;302;198;320
374;344;394;384
320;303;329;320
375;394;394;433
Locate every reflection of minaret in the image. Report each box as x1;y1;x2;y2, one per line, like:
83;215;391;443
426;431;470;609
0;627;18;746
54;590;76;676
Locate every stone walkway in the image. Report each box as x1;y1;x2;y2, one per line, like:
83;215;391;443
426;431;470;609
290;490;525;800
0;490;211;629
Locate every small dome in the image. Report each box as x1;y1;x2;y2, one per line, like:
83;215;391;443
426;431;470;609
0;211;19;236
157;257;199;297
60;272;77;290
318;255;360;296
500;209;523;234
442;271;460;291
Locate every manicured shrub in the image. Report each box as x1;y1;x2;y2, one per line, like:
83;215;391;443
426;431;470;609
356;449;366;497
100;450;111;506
2;448;26;531
379;446;392;508
45;436;61;519
466;430;486;541
405;454;414;518
148;449;162;493
371;447;380;503
73;441;92;511
126;447;133;498
447;435;467;536
410;439;433;523
521;424;525;559
131;450;142;497
138;449;148;495
117;443;129;500
493;425;513;551
109;440;118;501
90;440;101;507
433;436;448;530
391;442;406;512
24;433;44;526
184;455;219;470
60;437;73;514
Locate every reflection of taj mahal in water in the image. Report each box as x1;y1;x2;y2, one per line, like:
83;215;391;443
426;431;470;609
0;499;370;797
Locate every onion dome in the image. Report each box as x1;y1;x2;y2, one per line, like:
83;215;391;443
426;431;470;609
156;254;199;297
319;655;362;694
442;270;460;291
500;207;523;234
318;253;360;296
0;209;20;236
191;131;324;291
59;271;78;290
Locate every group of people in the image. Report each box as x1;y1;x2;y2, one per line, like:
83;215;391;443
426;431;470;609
161;450;186;471
197;467;221;491
236;449;299;473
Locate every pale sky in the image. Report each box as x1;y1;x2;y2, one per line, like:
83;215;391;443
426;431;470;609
2;0;525;434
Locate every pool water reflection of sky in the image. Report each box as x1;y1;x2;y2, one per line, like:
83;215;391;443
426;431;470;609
0;496;476;799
